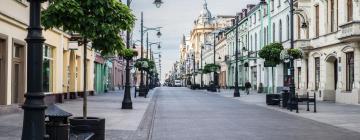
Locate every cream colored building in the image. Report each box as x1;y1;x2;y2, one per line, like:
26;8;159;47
0;0;95;105
295;0;360;104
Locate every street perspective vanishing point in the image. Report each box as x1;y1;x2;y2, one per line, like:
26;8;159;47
0;0;360;140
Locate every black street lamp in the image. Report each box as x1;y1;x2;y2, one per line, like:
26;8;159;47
153;0;164;8
209;31;222;92
148;42;161;89
122;0;133;109
192;53;196;88
288;0;297;112
22;0;47;139
234;16;240;97
123;0;163;108
140;15;162;97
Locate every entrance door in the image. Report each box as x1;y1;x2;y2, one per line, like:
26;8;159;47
12;44;24;104
0;39;5;104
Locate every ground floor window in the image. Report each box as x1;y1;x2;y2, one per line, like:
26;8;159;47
297;67;301;89
346;52;354;91
43;45;53;92
315;57;320;91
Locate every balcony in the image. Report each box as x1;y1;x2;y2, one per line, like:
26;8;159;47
294;39;313;55
338;21;360;42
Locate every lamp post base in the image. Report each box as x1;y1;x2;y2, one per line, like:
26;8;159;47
122;102;133;109
234;90;240;97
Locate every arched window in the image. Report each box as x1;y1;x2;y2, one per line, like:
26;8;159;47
273;23;276;42
279;20;282;42
255;33;258;51
286;15;289;40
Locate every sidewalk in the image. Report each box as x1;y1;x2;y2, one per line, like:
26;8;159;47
0;89;154;140
210;89;360;133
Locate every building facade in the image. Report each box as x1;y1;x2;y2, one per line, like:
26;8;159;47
0;0;108;105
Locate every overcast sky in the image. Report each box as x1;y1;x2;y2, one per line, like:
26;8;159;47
130;0;255;82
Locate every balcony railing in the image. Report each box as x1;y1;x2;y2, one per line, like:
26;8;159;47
338;21;360;42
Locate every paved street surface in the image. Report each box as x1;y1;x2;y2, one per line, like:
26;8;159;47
0;89;154;140
1;87;360;140
150;87;360;140
214;89;360;133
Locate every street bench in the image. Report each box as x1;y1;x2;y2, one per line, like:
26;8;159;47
295;92;316;113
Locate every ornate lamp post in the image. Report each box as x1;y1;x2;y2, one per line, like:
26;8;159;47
233;16;240;97
122;0;163;107
142;27;161;96
148;42;161;89
22;0;47;139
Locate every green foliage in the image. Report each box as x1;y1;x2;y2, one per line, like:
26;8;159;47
258;43;284;66
42;0;135;55
134;58;156;72
121;48;138;60
288;48;303;59
203;64;220;74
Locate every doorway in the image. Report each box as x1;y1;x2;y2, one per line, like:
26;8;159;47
324;55;337;101
0;39;6;104
12;43;25;104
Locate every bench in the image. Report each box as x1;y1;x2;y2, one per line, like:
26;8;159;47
296;92;316;113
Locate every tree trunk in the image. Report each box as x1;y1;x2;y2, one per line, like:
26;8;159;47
83;38;87;119
272;67;275;94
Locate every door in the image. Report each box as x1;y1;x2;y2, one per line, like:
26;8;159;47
12;44;24;104
0;39;5;104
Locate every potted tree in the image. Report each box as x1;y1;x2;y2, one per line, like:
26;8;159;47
259;43;283;105
42;0;135;139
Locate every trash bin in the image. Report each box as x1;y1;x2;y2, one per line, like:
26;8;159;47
282;90;289;108
45;104;73;140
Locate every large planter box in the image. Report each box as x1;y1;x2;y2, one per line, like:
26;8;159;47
266;94;281;105
70;117;105;140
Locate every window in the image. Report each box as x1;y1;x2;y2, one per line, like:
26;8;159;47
271;0;274;11
315;57;320;90
278;0;281;7
286;15;289;40
298;67;301;89
279;20;282;42
255;33;258;51
315;5;320;37
13;44;21;58
297;16;301;39
254;14;256;24
346;52;354;91
347;0;353;22
43;45;53;92
329;0;336;32
264;27;267;45
250;35;253;51
273;23;276;42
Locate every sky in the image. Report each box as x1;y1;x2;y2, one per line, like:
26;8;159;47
130;0;255;82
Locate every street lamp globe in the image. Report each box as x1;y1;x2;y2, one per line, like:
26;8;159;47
153;0;163;8
156;31;162;38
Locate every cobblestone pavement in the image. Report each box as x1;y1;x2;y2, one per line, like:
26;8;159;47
212;89;360;133
150;87;360;140
0;89;155;140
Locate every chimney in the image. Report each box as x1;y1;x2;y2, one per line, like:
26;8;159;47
242;9;248;17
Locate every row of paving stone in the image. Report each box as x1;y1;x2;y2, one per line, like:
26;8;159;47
204;89;360;134
0;89;157;140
